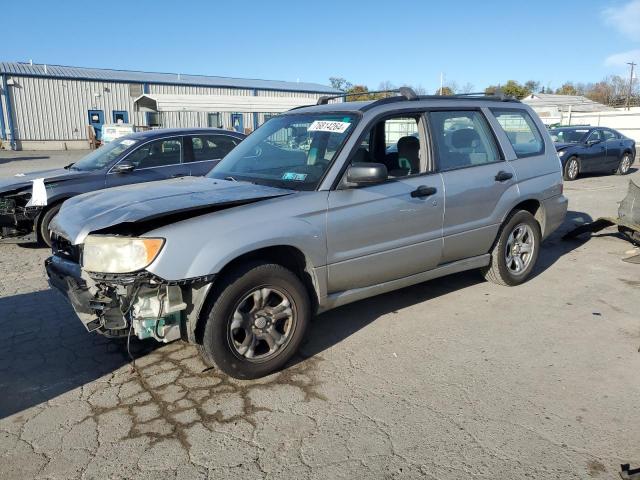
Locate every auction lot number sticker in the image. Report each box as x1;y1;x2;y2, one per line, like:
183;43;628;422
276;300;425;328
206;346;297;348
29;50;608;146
307;120;351;133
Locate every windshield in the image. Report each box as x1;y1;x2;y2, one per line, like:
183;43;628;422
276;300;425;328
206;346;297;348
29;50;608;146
209;113;358;190
72;138;138;171
549;128;589;144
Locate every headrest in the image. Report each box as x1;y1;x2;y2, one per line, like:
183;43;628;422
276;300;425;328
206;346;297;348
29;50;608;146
451;129;480;149
398;135;419;151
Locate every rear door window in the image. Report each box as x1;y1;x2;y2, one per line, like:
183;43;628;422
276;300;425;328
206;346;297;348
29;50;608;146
491;109;544;158
188;135;240;162
429;110;500;171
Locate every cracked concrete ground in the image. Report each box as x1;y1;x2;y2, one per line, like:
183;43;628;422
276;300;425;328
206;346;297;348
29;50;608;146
1;150;639;479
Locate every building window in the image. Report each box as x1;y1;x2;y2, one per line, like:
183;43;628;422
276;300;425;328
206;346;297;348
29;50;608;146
208;113;221;128
147;112;161;127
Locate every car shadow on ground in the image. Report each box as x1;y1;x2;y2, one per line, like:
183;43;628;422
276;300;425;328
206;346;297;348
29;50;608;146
0;156;50;164
296;210;594;367
575;167;638;179
0;289;158;419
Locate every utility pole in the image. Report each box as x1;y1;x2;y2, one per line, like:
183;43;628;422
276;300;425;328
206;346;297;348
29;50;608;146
440;72;444;95
626;61;636;110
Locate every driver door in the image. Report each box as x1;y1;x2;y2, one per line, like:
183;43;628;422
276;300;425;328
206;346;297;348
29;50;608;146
581;129;607;173
106;136;189;187
326;113;444;293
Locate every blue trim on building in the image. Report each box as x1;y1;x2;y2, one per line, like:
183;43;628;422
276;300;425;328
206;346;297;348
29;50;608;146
1;75;16;149
252;89;259;131
0;76;6;141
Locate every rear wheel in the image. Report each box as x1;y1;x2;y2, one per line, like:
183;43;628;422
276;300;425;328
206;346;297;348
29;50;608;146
617;153;633;175
198;261;310;379
481;210;541;286
563;156;579;181
37;204;62;248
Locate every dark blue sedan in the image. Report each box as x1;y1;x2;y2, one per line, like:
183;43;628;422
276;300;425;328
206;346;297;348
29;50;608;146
550;126;635;181
0;128;245;246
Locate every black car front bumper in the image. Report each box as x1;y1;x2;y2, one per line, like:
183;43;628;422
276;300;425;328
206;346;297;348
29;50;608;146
45;255;102;331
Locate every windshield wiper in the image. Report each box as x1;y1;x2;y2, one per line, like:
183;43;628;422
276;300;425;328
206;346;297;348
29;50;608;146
224;176;238;182
63;163;76;170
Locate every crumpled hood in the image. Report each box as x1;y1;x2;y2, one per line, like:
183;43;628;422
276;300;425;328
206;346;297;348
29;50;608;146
50;176;294;244
0;168;88;195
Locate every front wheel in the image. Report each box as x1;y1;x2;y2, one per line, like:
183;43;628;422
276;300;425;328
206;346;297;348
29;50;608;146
198;262;310;379
616;153;633;175
563;156;579;181
481;210;541;286
37;204;62;248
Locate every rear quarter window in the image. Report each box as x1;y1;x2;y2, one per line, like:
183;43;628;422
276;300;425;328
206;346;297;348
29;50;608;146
491;109;544;158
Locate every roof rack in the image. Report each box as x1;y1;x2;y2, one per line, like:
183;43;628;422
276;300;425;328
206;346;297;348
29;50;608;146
316;87;519;110
316;87;418;105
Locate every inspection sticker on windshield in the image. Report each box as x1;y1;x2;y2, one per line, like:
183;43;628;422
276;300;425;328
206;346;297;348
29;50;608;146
120;139;136;146
282;172;307;181
307;120;351;133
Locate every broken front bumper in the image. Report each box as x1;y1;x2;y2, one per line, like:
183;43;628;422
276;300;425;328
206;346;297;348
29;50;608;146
45;255;103;331
45;253;202;342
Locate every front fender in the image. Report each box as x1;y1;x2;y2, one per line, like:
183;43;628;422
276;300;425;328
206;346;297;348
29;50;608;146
144;192;329;281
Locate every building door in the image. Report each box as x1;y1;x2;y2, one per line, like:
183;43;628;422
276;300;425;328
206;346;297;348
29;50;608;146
231;113;244;133
88;110;105;140
112;110;129;124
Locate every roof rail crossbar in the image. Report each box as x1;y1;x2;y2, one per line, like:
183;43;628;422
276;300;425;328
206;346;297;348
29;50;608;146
316;87;418;105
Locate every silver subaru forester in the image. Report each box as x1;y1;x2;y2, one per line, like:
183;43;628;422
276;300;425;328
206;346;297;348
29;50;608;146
46;90;568;379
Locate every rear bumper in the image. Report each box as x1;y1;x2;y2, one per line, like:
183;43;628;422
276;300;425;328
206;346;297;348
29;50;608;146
542;194;568;240
45;255;101;330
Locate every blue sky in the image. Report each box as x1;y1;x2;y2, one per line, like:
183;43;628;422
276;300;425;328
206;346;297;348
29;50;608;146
4;0;640;92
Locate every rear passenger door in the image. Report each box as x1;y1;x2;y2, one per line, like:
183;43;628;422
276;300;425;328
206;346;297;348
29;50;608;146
603;129;623;169
431;109;518;264
106;136;188;187
185;134;241;176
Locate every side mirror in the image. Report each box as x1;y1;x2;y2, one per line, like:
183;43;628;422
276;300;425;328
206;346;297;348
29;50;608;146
112;161;135;174
346;162;388;185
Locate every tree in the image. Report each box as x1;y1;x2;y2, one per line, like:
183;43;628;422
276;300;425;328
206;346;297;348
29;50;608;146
435;86;454;95
345;85;372;101
460;82;475;94
329;77;352;92
524;80;541;93
555;82;578;96
485;80;531;99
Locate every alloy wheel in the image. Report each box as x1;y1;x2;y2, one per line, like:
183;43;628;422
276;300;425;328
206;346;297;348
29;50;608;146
504;223;535;275
228;287;295;361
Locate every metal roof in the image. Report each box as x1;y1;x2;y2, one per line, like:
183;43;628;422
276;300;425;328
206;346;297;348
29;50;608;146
0;61;340;94
522;93;615;112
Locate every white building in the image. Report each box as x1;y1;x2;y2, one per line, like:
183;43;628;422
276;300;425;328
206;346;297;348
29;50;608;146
521;93;614;125
0;62;339;150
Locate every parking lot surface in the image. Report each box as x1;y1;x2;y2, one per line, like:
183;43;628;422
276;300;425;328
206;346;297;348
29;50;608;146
1;150;639;479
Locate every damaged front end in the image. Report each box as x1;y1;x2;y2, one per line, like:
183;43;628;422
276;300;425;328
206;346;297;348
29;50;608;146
0;190;41;238
45;235;211;343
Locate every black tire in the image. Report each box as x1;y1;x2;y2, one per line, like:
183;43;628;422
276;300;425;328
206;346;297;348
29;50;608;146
481;210;541;286
198;261;310;379
616;152;633;175
563;156;579;181
37;204;62;247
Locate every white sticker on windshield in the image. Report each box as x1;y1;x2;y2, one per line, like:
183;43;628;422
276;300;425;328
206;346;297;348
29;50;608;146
120;139;136;146
14;173;25;177
307;120;351;133
26;178;48;207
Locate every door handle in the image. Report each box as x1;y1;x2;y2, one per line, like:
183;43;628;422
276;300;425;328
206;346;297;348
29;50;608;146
410;185;437;198
495;170;513;182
